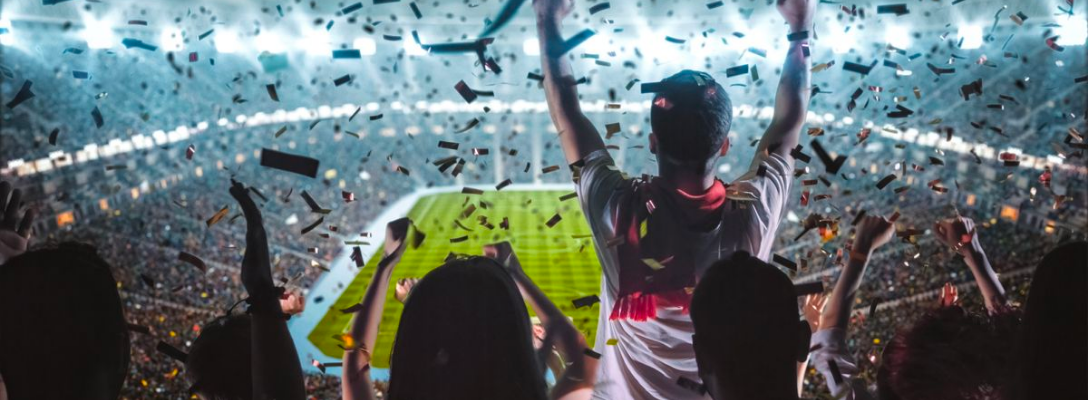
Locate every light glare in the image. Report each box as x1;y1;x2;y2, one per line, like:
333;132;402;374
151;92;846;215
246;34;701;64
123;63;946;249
957;25;983;49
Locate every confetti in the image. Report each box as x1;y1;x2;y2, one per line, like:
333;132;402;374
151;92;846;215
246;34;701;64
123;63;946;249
876;174;898;190
454;80;478;103
48;128;60;145
876;4;909;15
333;75;353;86
725;64;749;77
178;251;207;273
589;2;611;14
5;80;34;109
772;254;797;271
260;148;320;178
122;38;158;51
333;49;362;59
156;341;188;363
794;282;824;297
545;213;562;228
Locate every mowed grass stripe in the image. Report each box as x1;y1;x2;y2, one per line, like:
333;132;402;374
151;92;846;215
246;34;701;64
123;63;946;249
307;190;602;367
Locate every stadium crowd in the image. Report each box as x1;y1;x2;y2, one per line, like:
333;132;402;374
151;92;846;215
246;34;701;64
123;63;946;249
2;0;1086;398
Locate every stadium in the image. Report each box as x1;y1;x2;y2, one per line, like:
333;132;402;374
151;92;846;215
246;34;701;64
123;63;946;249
0;0;1085;398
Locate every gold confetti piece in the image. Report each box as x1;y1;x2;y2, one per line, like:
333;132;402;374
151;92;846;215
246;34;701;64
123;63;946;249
545;213;563;228
205;206;229;227
642;258;666;270
606;338;619;346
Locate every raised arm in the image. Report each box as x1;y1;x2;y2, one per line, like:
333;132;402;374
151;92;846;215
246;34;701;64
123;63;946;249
229;181;306;400
756;0;816;161
933;217;1007;312
484;242;596;400
534;0;606;165
820;215;895;331
0;181;36;266
342;218;410;400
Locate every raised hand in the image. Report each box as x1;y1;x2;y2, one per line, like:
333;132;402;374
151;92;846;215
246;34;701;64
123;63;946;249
532;0;574;21
933;217;979;255
852;215;896;255
394;278;419;304
776;0;817;30
228;180;274;298
0;181;36;264
383;218;410;263
803;293;827;332
938;282;959;308
483;241;523;275
280;290;306;315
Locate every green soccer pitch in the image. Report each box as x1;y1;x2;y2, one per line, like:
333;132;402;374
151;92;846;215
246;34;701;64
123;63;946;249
307;190;603;368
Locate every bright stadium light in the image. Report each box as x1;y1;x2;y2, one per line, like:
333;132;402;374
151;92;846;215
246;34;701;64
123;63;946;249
215;30;241;53
160;27;184;51
829;28;856;54
523;38;540;56
300;29;331;56
354;37;376;55
404;39;427;56
958;25;983;49
1056;17;1087;46
82;18;115;49
255;31;286;53
0;18;13;46
884;25;911;49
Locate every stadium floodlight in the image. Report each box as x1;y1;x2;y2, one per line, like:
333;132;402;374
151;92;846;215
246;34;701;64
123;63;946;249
1056;17;1087;46
884;25;911;49
958;25;983;49
0;18;13;46
354;37;376;55
160;27;184;52
300;29;331;56
404;39;427;56
828;26;855;54
82;18;115;49
215;30;241;53
255;32;286;53
523;38;540;56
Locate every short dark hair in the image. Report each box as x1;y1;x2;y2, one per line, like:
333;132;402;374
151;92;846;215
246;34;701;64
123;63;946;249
650;70;733;166
877;306;1019;400
0;243;130;400
690;251;800;399
186;314;253;400
387;256;547;400
1008;241;1087;400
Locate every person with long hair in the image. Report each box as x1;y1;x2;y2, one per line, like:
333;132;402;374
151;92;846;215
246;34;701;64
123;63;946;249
341;228;594;400
1007;241;1087;400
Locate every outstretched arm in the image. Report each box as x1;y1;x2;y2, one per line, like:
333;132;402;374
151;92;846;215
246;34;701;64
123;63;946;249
485;242;596;400
756;0;816;162
343;218;410;400
933;217;1007;312
820;215;896;331
230;181;306;400
0;180;36;265
535;0;606;165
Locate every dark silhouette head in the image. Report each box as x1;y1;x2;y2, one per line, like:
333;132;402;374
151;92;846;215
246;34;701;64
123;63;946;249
387;256;547;400
186;314;253;400
690;251;806;400
877;306;1019;400
1008;241;1087;400
0;243;130;400
650;70;734;174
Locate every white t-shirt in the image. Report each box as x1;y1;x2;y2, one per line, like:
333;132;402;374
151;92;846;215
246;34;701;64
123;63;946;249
576;150;793;400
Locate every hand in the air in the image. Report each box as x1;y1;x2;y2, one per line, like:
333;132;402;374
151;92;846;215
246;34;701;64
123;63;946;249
280;290;306;315
933;217;980;256
0;181;36;265
394;278;419;304
533;0;574;21
803;293;827;332
777;0;817;30
937;282;959;308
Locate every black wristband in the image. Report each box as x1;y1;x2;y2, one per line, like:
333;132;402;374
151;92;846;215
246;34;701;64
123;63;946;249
787;30;809;42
